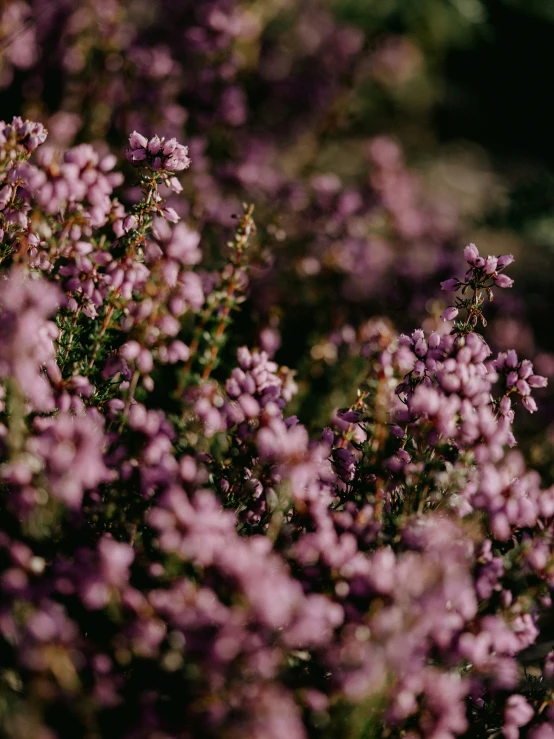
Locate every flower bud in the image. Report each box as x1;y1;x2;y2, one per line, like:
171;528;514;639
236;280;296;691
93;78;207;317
441;306;458;322
464;243;480;265
440;278;459;291
497;254;514;269
123;215;137;232
494;274;514;288
129;130;148;149
528;374;547;388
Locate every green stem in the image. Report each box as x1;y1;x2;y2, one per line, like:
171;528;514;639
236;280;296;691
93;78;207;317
118;370;140;433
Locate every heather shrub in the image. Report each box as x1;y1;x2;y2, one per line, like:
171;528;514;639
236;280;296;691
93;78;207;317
8;0;554;438
0;115;552;739
1;2;554;739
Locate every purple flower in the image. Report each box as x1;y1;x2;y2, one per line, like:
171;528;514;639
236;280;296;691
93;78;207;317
98;536;134;588
429;332;441;349
494;274;514;288
122;214;137;232
503;694;533;735
440;278;459;291
516;379;530;396
147;135;163;155
129;130;148;149
441;306;459;322
162;206;180;223
29;413;113;507
125;130;191;173
497;254;515;270
528;374;548;388
0;269;61;411
397;449;411;463
522;396;538;413
162;138;178;155
164;143;191;172
464;243;480;265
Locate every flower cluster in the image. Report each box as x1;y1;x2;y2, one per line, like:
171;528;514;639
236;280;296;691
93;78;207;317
440;243;515;327
126;131;191;173
0;116;47;158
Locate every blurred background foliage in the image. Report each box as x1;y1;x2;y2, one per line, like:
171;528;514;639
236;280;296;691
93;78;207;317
3;0;554;474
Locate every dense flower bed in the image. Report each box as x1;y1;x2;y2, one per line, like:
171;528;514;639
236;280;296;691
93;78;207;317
2;2;554;738
0;116;552;739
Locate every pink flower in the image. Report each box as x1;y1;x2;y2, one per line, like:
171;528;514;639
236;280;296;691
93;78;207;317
147;136;162;155
464;243;480;265
129;130;148;149
522;396;538;413
440;278;459;291
122;215;137;232
397;449;411;463
127;148;147;163
503;694;533;733
162;138;178;155
494;274;514;288
162;206;180;223
441;306;459;322
528;374;548;388
125;130;190;173
497;254;515;269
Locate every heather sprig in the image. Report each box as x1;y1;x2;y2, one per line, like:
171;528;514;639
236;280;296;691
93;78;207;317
440;242;515;334
126;131;190;178
179;202;256;388
0;117;47;165
78;130;193;379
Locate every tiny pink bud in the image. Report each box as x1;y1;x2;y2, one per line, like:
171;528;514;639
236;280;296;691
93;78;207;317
121;341;141;361
518;359;533;379
129;131;148;149
147;136;162;155
123;215;137;232
505;350;518;368
464;243;480;265
504;694;533;728
522;396;538;413
441;306;459;322
494;274;514;288
497;254;514;269
162;138;178;155
440;278;459;291
506;371;518;387
138;348;154;374
528;374;548;388
167;176;183;193
99;154;117;172
428;332;441;349
127;148;147;163
499;396;511;415
162;207;180;223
